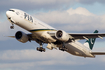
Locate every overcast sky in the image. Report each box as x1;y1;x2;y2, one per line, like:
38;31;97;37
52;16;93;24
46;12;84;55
1;0;105;70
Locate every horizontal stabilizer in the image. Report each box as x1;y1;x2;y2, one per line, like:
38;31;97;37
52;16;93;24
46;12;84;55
91;52;105;55
8;36;15;38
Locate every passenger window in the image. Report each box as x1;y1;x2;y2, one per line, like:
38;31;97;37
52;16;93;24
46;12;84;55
16;12;19;15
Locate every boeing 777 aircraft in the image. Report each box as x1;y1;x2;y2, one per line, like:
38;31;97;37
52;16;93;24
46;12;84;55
6;9;105;58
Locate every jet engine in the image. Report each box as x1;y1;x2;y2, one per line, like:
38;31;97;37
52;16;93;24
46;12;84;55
15;31;28;43
55;30;70;42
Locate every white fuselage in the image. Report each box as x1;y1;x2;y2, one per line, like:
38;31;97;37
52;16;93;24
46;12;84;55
65;42;94;57
6;9;94;57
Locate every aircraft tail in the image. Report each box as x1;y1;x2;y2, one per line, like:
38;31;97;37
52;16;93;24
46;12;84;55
84;30;98;50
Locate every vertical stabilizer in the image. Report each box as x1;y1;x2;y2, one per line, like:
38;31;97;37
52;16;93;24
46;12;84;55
84;30;98;50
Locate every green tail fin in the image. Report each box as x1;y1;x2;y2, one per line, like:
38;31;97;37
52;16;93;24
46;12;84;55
85;30;98;50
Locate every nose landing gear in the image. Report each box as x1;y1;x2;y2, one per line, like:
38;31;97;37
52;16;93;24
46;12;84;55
10;24;14;29
8;17;15;29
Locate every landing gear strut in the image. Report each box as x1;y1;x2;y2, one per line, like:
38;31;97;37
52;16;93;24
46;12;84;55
59;43;68;51
8;17;15;29
36;42;45;52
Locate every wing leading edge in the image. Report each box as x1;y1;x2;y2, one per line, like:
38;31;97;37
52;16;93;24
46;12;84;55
48;31;105;40
10;32;105;40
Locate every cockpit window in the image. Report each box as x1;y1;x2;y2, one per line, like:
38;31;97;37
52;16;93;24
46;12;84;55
9;10;15;12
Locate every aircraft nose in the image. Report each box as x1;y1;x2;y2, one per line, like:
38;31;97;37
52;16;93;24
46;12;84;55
6;11;10;18
6;11;13;18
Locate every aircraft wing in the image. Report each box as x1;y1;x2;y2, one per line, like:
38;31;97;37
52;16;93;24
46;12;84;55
8;34;36;40
9;33;105;40
91;52;105;55
48;31;105;40
69;33;105;40
8;36;15;38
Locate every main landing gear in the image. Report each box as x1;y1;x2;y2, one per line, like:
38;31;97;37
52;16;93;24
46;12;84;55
59;46;68;51
36;43;45;52
59;43;68;51
59;47;68;51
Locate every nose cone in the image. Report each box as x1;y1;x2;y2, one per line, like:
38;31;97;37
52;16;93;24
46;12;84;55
6;11;10;18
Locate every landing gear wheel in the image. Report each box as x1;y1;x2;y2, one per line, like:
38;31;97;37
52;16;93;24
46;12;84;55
36;47;45;52
59;47;68;51
10;26;14;29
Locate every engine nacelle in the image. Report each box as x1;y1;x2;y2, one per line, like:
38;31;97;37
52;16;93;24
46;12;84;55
55;30;70;42
15;31;28;43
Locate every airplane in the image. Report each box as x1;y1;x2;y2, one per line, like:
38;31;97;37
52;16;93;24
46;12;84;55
6;9;105;58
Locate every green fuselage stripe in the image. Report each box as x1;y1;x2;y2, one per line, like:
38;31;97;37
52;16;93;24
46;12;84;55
29;29;56;32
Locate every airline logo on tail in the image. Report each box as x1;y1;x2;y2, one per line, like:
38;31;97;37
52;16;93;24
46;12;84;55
85;30;98;50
